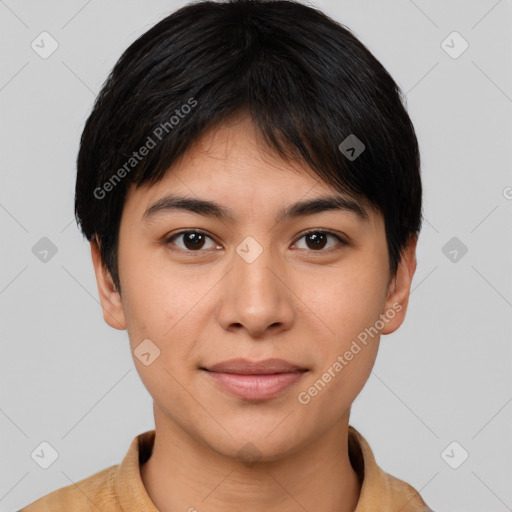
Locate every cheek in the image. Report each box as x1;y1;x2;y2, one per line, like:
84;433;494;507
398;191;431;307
296;254;387;404
296;274;383;416
306;258;388;342
118;255;212;379
118;244;182;339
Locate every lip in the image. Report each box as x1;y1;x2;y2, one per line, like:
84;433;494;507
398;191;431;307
201;358;308;401
203;358;307;375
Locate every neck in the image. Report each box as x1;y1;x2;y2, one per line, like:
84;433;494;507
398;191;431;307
140;407;362;512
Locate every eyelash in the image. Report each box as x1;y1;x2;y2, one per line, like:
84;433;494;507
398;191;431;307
164;229;348;254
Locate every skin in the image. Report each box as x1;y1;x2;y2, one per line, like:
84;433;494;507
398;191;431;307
91;112;417;512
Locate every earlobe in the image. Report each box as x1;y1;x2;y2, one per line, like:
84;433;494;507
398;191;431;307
90;239;127;330
381;236;418;335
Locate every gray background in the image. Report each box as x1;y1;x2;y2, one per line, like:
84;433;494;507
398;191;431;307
1;1;511;511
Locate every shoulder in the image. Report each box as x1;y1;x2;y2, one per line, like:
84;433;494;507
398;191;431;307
383;470;435;511
347;425;435;511
17;464;119;512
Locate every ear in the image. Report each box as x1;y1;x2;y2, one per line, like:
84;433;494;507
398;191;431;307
381;235;418;335
90;238;127;330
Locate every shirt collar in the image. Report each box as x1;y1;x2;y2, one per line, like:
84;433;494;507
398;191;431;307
114;429;159;511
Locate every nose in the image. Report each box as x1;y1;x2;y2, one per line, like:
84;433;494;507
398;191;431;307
215;239;295;338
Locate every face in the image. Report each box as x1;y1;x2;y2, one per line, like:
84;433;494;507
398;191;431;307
91;113;416;462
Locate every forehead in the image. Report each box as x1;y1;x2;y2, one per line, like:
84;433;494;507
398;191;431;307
122;112;375;224
172;113;318;184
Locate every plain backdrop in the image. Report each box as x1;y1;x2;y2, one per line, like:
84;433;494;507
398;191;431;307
1;1;511;511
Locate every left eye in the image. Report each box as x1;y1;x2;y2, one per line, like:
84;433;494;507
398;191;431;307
293;231;346;251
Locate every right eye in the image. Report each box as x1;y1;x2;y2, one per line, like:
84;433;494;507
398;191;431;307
165;230;222;252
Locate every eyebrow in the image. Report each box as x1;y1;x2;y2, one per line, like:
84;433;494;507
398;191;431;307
143;193;369;223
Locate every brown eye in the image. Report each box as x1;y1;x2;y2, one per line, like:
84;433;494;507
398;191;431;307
305;232;328;250
294;231;347;251
166;230;219;252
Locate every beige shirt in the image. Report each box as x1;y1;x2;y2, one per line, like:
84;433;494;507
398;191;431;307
19;425;434;511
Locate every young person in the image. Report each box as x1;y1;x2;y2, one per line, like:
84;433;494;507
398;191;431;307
20;0;434;510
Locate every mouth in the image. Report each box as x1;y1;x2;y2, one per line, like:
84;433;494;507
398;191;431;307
200;358;309;401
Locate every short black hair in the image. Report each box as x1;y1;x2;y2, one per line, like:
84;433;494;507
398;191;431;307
75;0;422;293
